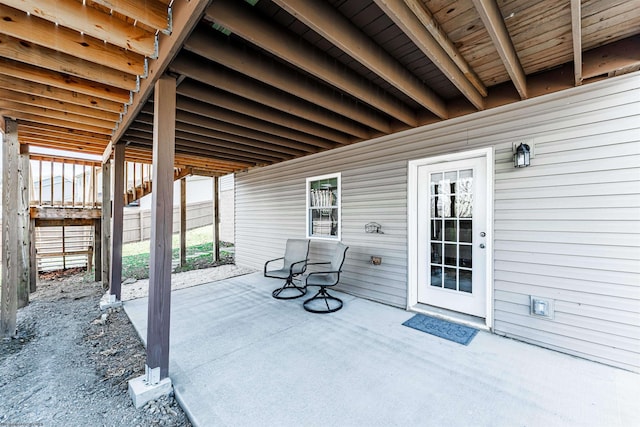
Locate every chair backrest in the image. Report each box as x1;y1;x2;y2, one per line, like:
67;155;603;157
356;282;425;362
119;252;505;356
327;242;349;283
283;239;310;272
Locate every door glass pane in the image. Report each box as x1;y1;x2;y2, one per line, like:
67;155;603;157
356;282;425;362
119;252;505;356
431;243;442;264
431;266;442;287
430;173;443;195
459;270;472;293
457;169;473;218
444;268;457;290
459;220;472;243
459;245;472;268
444;244;457;266
431;220;442;240
444;220;457;241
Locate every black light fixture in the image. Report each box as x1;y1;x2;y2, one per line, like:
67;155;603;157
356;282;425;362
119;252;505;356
513;143;531;168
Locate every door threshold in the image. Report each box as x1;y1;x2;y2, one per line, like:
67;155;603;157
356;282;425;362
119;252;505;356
409;303;490;331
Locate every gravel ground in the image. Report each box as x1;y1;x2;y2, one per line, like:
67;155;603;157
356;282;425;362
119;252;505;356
0;265;253;427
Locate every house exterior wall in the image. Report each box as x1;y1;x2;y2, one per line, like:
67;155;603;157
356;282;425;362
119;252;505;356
235;73;640;372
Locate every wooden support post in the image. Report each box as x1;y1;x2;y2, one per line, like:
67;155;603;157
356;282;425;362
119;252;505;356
94;218;102;282
101;160;111;290
180;178;187;267
214;176;220;263
2;119;19;337
17;145;30;307
110;143;125;300
146;75;176;382
29;218;37;292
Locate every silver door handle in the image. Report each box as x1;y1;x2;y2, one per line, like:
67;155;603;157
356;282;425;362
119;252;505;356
479;243;485;249
480;232;486;237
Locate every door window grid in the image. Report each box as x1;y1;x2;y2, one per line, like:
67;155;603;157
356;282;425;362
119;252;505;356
429;169;473;293
306;173;340;240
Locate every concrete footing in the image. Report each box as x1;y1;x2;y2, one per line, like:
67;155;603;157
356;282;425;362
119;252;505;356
128;375;172;409
99;292;123;310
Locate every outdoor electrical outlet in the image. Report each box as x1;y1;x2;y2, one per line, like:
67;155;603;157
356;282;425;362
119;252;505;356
530;296;554;318
370;256;382;265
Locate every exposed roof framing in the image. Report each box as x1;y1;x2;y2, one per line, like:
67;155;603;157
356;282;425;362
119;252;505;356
0;0;637;177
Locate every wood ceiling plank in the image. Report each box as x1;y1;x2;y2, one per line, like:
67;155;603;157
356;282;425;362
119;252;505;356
111;0;212;147
0;100;115;129
19;134;107;153
0;3;146;75
89;0;170;33
184;28;393;134
177;80;351;145
0;33;138;90
18;127;109;146
0;88;121;121
274;0;448;118
582;35;640;80
2;0;157;56
207;0;421;125
171;53;371;140
0;58;130;105
472;0;528;99
375;0;485;108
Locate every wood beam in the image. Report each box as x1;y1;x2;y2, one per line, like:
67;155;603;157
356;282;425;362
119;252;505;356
111;0;212;147
18;127;109;147
0;3;146;74
0;117;4;134
273;0;448;119
30;207;102;220
171;54;370;139
146;75;177;382
18;146;30;306
5;113;113;135
0;100;115;130
17;122;110;142
2;0;158;56
403;0;487;97
184;28;393;134
472;0;528;99
375;0;485;108
94;218;102;282
0;57;130;104
571;0;583;86
207;0;421;125
213;176;220;262
90;0;171;33
582;36;640;81
177;81;350;146
172;100;327;152
0;73;124;114
0;33;138;90
0;88;121;121
19;137;106;155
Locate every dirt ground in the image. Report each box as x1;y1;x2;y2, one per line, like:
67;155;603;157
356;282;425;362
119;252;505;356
0;265;253;427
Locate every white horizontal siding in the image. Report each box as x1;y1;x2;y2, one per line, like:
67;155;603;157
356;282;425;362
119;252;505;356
235;73;640;371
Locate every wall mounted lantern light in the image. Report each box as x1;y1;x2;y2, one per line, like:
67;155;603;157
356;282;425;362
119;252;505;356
513;142;531;168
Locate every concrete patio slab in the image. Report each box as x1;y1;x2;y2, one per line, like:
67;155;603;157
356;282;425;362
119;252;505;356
124;273;639;427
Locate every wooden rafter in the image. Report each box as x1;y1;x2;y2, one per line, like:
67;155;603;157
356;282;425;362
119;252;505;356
2;0;158;56
17;122;110;142
0;58;130;105
0;33;138;90
571;0;583;86
90;0;171;34
171;54;371;140
111;0;212;147
0;73;124;114
6;113;113;134
177;80;351;146
0;100;114;129
0;3;146;75
184;28;393;134
472;0;528;99
274;0;448;119
207;0;420;126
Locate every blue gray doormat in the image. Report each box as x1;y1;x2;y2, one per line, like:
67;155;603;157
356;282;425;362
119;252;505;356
402;314;478;345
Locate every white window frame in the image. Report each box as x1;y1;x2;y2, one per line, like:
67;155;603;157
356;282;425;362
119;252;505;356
306;172;341;241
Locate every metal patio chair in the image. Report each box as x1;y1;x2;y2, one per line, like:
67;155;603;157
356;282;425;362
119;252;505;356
264;239;310;299
302;242;349;313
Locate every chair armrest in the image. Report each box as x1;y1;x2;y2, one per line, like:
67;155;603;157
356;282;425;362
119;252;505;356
289;259;309;275
264;257;284;273
304;262;331;266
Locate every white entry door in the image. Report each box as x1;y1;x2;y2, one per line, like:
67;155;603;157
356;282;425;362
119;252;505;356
412;151;490;318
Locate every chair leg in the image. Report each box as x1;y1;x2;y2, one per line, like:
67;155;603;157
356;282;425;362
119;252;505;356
272;276;307;300
303;287;343;313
